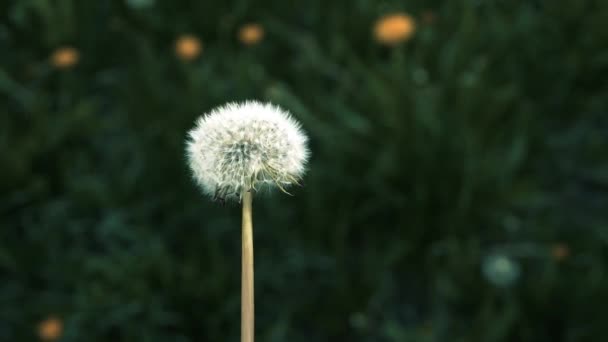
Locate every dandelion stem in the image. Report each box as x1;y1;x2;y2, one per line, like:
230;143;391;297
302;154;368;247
241;191;254;342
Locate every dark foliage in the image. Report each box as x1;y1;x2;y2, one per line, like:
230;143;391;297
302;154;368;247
1;1;607;341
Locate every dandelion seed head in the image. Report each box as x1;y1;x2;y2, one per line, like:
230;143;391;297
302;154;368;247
482;253;520;288
186;101;309;201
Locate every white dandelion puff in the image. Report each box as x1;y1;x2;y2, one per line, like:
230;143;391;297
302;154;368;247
482;253;521;288
186;100;309;201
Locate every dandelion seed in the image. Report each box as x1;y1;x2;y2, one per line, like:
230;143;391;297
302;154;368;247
373;13;416;46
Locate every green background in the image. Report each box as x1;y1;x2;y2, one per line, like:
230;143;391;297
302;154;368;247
1;0;608;341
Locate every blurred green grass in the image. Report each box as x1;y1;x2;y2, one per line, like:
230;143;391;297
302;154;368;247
1;0;607;341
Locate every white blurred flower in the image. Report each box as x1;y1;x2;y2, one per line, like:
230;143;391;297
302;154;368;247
186;101;309;201
126;0;154;9
482;253;520;288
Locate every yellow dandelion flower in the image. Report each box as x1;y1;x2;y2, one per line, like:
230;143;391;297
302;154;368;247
238;23;265;46
373;13;416;45
175;35;202;61
50;46;79;69
551;243;570;261
37;316;63;341
421;10;437;25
